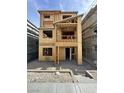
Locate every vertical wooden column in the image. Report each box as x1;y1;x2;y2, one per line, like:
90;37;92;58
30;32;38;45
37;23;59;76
77;16;83;65
70;48;72;61
54;25;57;64
57;46;59;64
54;46;56;64
54;23;57;64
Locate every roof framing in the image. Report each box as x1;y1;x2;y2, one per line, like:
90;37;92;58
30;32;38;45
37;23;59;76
53;14;83;24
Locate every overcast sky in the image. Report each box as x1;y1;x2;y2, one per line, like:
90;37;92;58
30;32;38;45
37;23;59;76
27;0;94;27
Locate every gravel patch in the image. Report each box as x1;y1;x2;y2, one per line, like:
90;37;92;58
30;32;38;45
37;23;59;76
27;72;73;83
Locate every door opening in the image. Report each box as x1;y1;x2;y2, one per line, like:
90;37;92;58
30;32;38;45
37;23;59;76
65;48;70;60
72;48;74;60
65;47;75;60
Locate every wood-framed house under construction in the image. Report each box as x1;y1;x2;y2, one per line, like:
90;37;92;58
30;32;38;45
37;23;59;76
38;10;83;64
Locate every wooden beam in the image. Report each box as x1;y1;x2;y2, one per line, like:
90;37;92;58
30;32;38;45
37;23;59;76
70;48;72;61
57;46;59;64
54;46;57;64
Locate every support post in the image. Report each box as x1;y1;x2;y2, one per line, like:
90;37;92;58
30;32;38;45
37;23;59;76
70;48;72;61
77;16;83;64
54;46;56;64
57;46;59;64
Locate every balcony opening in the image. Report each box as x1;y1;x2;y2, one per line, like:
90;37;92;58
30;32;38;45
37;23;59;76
62;31;75;39
43;30;52;38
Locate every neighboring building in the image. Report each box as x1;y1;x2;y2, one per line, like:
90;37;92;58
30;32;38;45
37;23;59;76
38;10;83;64
82;5;97;66
27;20;39;62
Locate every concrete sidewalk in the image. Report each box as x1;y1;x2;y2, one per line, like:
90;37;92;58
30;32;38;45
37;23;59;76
28;81;96;93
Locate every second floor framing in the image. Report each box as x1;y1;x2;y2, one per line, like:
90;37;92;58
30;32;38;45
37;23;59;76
39;27;77;43
38;10;83;44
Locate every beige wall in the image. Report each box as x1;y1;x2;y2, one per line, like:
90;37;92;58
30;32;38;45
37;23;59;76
59;47;65;61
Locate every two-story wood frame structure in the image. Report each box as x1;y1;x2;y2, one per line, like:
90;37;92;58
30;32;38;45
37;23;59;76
38;10;83;65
